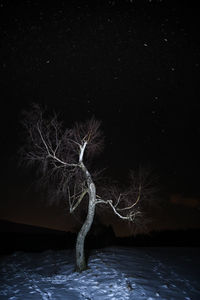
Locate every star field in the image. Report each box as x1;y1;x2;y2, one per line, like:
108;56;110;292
1;0;200;192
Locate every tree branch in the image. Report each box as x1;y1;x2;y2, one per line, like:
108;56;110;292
117;184;141;211
69;187;88;213
95;198;142;221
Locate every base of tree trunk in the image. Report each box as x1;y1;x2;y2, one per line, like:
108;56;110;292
75;264;90;273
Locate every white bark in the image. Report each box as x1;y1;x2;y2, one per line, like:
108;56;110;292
75;142;97;272
75;181;96;272
76;159;96;272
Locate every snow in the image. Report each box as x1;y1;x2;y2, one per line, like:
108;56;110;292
0;247;200;299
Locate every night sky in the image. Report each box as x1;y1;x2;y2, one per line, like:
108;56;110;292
1;0;200;235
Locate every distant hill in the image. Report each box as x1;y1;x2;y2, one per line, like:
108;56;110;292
1;220;200;255
0;220;116;254
0;220;76;254
116;228;200;247
0;219;67;235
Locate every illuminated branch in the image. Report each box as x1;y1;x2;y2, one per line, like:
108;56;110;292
96;180;145;222
95;198;139;221
95;198;142;221
36;121;78;168
79;141;87;163
69;186;88;213
117;184;141;211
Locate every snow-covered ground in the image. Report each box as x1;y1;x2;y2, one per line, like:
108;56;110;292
0;247;200;300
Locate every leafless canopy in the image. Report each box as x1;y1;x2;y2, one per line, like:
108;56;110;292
20;104;156;224
20;104;104;203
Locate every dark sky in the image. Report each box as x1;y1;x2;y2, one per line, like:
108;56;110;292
1;0;200;235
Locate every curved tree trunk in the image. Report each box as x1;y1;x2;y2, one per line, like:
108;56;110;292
75;166;96;272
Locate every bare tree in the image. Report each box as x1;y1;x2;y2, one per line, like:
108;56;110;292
20;104;155;272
